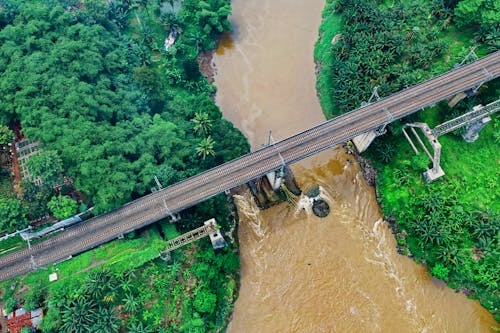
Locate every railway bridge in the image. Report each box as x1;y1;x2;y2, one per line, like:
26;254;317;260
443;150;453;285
0;51;499;282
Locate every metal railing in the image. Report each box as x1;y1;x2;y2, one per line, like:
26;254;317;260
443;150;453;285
433;99;500;137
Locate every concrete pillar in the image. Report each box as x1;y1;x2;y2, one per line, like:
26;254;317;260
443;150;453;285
423;138;445;183
205;219;227;250
266;170;283;191
352;130;378;153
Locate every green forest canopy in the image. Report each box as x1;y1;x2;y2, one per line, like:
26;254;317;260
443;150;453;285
0;0;248;221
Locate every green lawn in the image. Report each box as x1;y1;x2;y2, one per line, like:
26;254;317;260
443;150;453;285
1;226;167;294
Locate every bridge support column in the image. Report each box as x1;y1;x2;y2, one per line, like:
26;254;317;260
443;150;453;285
402;123;445;183
205;219;227;250
160;251;171;262
352;125;387;153
462;116;491;142
248;166;301;209
266;166;285;190
248;130;302;209
423;138;445;183
448;92;467;107
352;130;379;153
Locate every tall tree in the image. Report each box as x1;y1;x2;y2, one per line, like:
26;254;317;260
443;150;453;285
196;136;215;159
191;112;213;136
47;195;77;219
26;151;62;187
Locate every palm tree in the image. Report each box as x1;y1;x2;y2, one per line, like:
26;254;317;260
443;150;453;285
91;306;120;333
196;136;216;159
109;3;129;29
61;296;96;333
123;268;137;280
120;276;133;293
415;218;439;246
472;220;495;239
419;193;442;213
191;112;213;136
122;293;140;313
127;321;153;333
83;270;108;299
167;260;182;277
436;245;460;266
188;31;204;54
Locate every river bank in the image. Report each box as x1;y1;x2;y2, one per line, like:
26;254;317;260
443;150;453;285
314;0;499;324
0;1;247;331
211;0;498;331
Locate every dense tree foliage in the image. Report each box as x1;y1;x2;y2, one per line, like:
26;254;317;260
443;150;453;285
319;0;449;116
0;125;13;145
0;197;28;232
21;181;54;221
26;151;63;188
47;195;77;219
0;0;248;219
317;0;499;321
1;1;245;332
455;0;500;30
39;243;240;332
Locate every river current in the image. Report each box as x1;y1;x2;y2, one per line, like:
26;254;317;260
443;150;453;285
213;0;497;331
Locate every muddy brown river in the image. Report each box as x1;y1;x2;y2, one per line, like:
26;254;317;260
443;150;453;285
213;0;498;332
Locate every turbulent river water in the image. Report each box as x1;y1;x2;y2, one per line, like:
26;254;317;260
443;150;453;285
213;0;497;331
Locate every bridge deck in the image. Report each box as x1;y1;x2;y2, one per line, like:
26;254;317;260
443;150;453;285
433;99;500;137
1;51;499;282
163;224;214;253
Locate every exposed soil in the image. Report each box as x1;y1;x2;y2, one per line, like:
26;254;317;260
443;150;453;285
10;141;21;190
10;123;25;192
349;144;377;186
196;50;216;83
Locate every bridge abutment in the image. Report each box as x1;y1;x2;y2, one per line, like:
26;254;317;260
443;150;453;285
248;166;301;209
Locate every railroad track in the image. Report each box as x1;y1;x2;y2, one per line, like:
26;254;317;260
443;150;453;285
1;51;499;282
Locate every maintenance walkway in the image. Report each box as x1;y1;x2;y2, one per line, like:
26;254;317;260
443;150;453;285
0;51;499;282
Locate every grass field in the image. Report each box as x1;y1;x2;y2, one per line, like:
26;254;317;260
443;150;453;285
1;226;168;295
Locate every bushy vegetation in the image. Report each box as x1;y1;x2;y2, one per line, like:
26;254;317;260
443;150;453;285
33;242;239;333
0;0;248;231
2;219;240;331
316;0;499;322
0;0;244;331
317;0;454;117
369;88;500;320
47;195;77;219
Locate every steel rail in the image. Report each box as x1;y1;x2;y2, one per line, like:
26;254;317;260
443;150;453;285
0;51;498;282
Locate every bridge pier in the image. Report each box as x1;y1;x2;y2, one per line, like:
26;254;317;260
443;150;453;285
352;122;389;153
352;88;392;153
352;130;378;153
248;166;301;209
401;99;499;183
205;219;227;250
160;251;171;262
402;123;445;183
